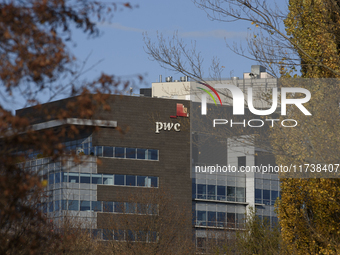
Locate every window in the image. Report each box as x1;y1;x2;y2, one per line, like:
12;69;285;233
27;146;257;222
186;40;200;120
126;148;136;159
217;212;226;227
137;203;147;214
103;146;113;157
227;213;235;228
103;174;113;185
55;172;61;184
96;146;103;157
197;211;207;226
150;177;158;187
114;175;124;185
55;200;60;211
238;156;246;169
148;149;158;160
80;173;91;184
69;173;79;183
126;175;136;186
92;174;102;184
80;201;91;211
236;187;245;202
197;184;207;199
227;186;235;201
92;201;102;212
68;200;79;211
208;185;216;200
115;147;124;158
208;211;216;226
125;202;136;214
114;230;125;241
137;149;147;159
137;176;147;187
48;201;54;212
103;201;113;212
114;202;124;213
103;229;113;240
217;186;226;200
48;173;54;185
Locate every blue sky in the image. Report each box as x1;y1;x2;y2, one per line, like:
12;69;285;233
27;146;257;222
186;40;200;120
69;0;256;91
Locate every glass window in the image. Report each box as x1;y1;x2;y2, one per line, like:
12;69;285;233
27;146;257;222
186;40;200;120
227;186;235;201
238;156;246;169
255;189;262;199
103;174;113;185
127;230;135;241
103;229;113;240
114;202;124;213
197;211;207;226
92;201;102;212
197;184;207;199
208;211;216;226
114;230;125;241
80;173;91;184
137;231;147;242
80;201;91;211
125;202;136;213
137;176;147;187
192;181;196;199
92;174;102;184
147;204;158;215
236;214;245;228
208;185;216;200
114;175;124;185
137;149;147;159
148;149;158;160
115;147;125;158
61;200;67;210
48;173;54;185
227;213;235;228
103;146;113;157
126;175;136;186
55;200;60;211
48;201;54;212
263;190;270;200
137;203;147;214
126;148;136;159
150;177;158;187
236;187;245;202
103;201;113;212
217;212;226;227
92;229;101;239
68;200;79;211
96;146;103;157
68;173;79;183
55;172;61;184
217;186;226;200
271;190;279;200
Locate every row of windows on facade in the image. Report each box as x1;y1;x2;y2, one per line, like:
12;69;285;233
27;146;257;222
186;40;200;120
41;200;158;215
192;184;246;203
195;211;245;229
23;136;158;161
47;172;158;188
91;229;158;242
255;189;280;205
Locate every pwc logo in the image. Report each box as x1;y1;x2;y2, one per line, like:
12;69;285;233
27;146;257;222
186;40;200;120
155;103;189;133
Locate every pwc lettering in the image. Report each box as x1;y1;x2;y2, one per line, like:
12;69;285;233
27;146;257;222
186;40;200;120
199;84;312;128
155;103;189;133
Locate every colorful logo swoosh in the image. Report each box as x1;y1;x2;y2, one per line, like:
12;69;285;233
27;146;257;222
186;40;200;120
197;82;223;106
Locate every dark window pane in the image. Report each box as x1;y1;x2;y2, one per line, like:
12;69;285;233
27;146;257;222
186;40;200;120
55;200;60;211
114;175;124;185
69;173;79;183
115;147;125;158
103;174;113;185
148;149;158;160
55;172;61;184
227;186;235;201
114;230;125;241
227;213;235;228
48;173;54;185
114;202;124;213
127;230;135;241
197;211;206;226
62;200;67;210
238;156;246;169
103;146;113;157
137;203;147;214
217;212;226;227
103;201;113;212
103;229;113;240
197;184;206;199
208;185;216;200
125;202;136;213
137;176;147;186
68;200;79;211
150;177;158;187
263;190;270;200
255;189;262;199
271;190;279;200
96;146;103;157
61;172;68;182
126;175;136;186
92;229;101;239
192;181;196;199
208;211;216;226
92;201;102;212
137;149;147;159
126;148;136;159
92;174;102;184
80;201;91;211
236;187;245;202
80;173;91;184
48;201;54;212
